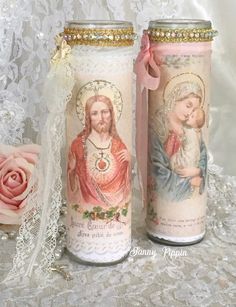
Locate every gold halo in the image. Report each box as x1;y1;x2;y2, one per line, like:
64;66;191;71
163;73;205;108
76;80;123;125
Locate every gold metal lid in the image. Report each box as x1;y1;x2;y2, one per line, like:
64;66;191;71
148;19;218;43
62;20;136;47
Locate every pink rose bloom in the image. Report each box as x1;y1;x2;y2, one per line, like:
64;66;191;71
0;144;40;225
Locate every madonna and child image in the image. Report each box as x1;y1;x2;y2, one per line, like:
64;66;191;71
67;80;131;208
148;73;208;202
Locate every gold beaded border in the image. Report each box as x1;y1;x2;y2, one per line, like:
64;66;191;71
63;27;136;47
149;28;218;43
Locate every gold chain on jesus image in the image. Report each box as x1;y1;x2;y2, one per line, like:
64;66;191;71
67;80;131;217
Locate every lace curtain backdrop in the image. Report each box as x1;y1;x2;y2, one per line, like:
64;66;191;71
0;0;236;306
0;0;235;174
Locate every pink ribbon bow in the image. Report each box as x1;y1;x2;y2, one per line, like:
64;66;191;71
134;31;161;90
134;31;161;207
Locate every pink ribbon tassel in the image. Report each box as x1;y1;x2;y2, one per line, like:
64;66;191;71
134;32;160;207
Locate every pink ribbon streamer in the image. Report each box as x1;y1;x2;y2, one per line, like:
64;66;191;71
134;32;160;207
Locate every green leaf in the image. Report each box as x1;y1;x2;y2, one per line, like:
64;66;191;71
109;207;116;212
121;208;128;217
83;211;90;219
93;206;102;213
107;210;114;218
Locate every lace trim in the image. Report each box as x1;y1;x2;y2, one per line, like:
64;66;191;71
4;54;76;285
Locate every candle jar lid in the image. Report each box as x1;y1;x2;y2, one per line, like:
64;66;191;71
148;19;218;43
62;20;136;47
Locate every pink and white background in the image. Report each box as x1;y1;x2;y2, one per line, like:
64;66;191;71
0;0;236;306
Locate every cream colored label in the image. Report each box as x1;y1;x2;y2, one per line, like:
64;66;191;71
66;204;131;262
147;51;211;240
66;59;132;262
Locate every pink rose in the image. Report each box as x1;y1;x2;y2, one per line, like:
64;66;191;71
0;144;40;225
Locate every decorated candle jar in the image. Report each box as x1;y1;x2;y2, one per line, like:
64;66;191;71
64;21;135;264
136;19;217;245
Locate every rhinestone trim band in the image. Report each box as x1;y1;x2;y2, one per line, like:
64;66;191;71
148;28;218;43
62;27;136;47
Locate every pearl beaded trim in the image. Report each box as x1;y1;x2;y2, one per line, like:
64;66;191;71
148;28;218;43
63;27;136;47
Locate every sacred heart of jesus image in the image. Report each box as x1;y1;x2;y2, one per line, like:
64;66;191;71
67;80;131;209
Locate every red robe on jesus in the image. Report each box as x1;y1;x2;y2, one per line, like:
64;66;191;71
67;131;131;207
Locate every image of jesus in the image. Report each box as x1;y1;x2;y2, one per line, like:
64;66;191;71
67;95;131;207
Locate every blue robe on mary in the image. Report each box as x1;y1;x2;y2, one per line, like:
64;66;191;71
149;129;207;202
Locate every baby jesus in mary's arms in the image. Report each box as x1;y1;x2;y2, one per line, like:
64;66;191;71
165;107;206;191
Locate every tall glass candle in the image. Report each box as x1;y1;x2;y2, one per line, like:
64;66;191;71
64;21;135;263
145;19;217;245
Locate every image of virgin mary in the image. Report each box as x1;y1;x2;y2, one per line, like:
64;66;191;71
149;80;207;202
